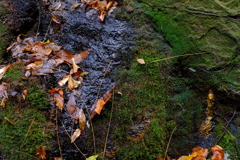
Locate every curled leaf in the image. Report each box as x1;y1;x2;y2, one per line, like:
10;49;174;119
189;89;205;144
0;64;11;80
22;89;28;100
211;145;224;160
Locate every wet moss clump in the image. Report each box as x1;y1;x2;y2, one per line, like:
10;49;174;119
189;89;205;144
0;64;54;160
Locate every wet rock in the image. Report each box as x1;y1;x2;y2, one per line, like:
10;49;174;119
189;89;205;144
2;0;39;33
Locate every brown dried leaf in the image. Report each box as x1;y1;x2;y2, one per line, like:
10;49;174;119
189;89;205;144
54;50;74;64
1;98;7;108
74;50;89;64
94;99;106;114
36;146;46;159
54;158;63;160
68;75;82;91
4;116;14;124
71;128;81;143
66;93;77;115
50;88;64;111
78;108;86;132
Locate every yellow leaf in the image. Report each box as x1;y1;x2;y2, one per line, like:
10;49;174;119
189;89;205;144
71;58;80;73
0;64;11;80
86;155;98;160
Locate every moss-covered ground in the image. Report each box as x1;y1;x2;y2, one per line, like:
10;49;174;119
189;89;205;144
0;64;54;159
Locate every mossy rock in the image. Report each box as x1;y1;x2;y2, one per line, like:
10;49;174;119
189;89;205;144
141;0;240;94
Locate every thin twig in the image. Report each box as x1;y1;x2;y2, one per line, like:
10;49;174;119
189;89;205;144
103;88;115;160
150;52;209;63
96;60;113;99
43;18;52;42
56;109;62;158
35;1;41;38
214;110;236;145
79;94;97;155
10;149;39;160
20;119;34;150
61;122;87;158
164;125;177;159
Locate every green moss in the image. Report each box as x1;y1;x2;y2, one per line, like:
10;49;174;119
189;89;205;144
0;64;53;159
112;10;172;157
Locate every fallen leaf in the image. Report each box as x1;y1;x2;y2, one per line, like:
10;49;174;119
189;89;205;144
78;108;86;132
54;158;63;160
72;58;80;73
211;145;224;160
4;116;14;124
22;89;28;100
74;50;89;64
1;98;7;108
58;75;70;86
66;93;77;115
86;155;98;160
50;88;64;111
71;128;81;143
68;75;82;91
36;146;46;159
137;59;145;64
178;146;208;160
90;86;114;119
0;64;11;80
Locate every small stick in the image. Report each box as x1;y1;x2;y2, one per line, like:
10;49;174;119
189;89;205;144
61;122;87;158
20;119;34;150
10;149;39;160
43;18;52;42
79;94;97;155
56;109;62;158
96;60;113;99
214;110;236;145
164;125;177;159
103;88;114;159
150;52;209;63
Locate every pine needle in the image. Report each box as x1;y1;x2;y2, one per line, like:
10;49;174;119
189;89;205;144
151;52;209;63
103;88;114;160
164;125;177;159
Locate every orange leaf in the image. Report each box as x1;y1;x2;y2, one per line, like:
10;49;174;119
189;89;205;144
94;99;106;114
210;145;224;160
71;128;81;143
74;50;89;64
36;146;46;159
90;86;114;119
50;88;64;111
22;89;28;100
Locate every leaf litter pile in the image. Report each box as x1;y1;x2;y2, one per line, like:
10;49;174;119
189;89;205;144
2;35;115;159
